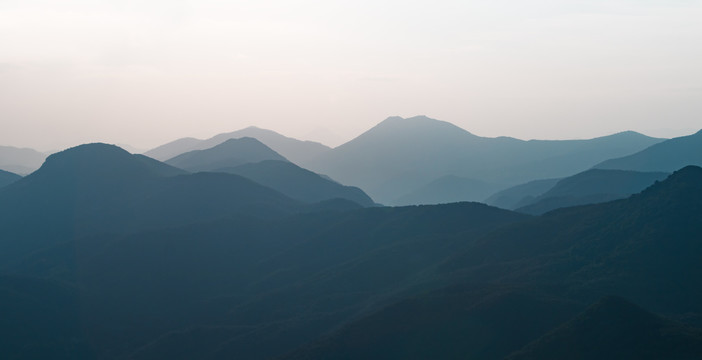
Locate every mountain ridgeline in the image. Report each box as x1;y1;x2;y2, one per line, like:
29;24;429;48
165;137;289;172
302;116;664;204
1;118;702;359
146;126;331;165
0;169;21;188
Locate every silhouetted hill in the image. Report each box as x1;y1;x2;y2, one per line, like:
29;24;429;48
444;166;702;315
516;169;669;215
0;275;94;359
0;145;46;175
216;160;375;206
507;296;702;360
484;178;561;210
393;175;502;205
281;289;581;360
3;143;701;359
0;169;21;188
165;137;288;172
5;202;527;359
0;143;299;266
305;116;663;204
145;126;331;164
595;129;702;172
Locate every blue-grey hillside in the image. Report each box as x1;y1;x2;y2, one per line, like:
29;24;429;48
0;145;46;175
0;143;299;266
165;137;288;172
484;178;561;210
507;296;702;360
515;169;669;215
595;129;702;172
282;166;702;360
145;126;331;165
216;160;375;206
392;175;502;205
0;169;21;188
305;116;664;204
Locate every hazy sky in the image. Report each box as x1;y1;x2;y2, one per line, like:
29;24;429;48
1;0;701;150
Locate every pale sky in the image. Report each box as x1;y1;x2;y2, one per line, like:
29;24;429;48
1;0;701;151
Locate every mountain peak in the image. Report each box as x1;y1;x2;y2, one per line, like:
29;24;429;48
31;143;183;182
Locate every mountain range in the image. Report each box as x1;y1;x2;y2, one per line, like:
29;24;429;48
302;116;664;204
1;133;701;359
2;117;702;359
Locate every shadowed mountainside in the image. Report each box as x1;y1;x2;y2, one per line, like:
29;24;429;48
280;167;702;359
515;169;669;215
0;169;21;188
0;143;300;266
216;160;375;206
507;296;702;360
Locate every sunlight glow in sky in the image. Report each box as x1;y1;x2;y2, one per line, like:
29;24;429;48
1;0;701;150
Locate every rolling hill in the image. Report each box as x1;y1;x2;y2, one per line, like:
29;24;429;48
515;169;669;215
165;137;288;172
0;169;21;188
216;160;375;206
595;129;702;172
0;143;300;266
145;126;331;165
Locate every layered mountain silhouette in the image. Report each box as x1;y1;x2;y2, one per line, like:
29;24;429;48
0;145;46;175
145;126;331;165
0;169;21;188
515;169;669;215
507;296;702;360
484;178;561;210
444;166;702;315
595;129;702;172
304;116;663;204
279;166;702;359
165;137;289;172
0;143;299;265
2;136;702;359
216;160;375;206
392;175;502;206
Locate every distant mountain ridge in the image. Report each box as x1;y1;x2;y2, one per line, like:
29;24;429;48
304;116;664;204
165;137;288;172
515;169;670;215
595;129;702;172
0;145;46;175
145;126;331;165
